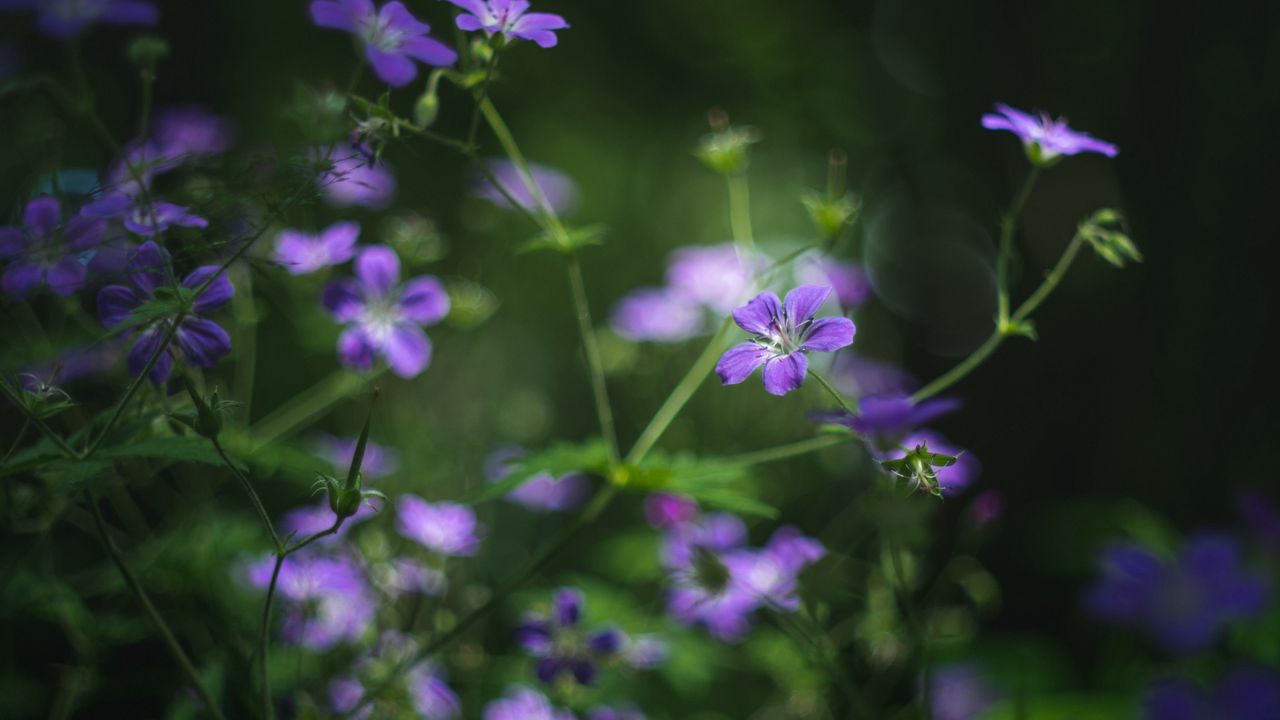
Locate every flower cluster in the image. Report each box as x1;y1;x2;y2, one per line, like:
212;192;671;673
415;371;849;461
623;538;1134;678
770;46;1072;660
516;587;631;685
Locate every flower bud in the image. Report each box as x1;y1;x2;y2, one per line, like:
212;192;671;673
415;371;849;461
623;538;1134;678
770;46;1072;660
414;71;443;129
173;375;236;439
695;109;760;176
127;36;169;69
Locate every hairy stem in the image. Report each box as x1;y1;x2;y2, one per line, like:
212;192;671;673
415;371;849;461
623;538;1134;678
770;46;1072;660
567;255;621;466
996;167;1040;324
808;369;859;414
210;437;282;553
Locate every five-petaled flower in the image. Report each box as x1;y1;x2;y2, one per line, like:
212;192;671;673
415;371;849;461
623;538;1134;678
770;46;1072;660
0;196;105;298
310;0;457;86
981;103;1118;165
716;285;856;396
97;241;234;385
323;244;449;378
446;0;569;48
275;221;361;275
516;587;628;685
396;495;483;556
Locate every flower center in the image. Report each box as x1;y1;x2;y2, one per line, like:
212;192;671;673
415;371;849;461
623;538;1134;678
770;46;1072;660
361;16;405;52
359;299;402;342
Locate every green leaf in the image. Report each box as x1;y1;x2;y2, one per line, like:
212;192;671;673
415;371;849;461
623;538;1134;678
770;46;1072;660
642;451;778;518
98;436;243;470
464;439;610;504
517;224;607;255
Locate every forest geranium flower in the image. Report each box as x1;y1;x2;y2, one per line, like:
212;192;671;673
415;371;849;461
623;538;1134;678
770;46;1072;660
0;196;105;297
928;664;1001;720
517;587;628;685
665;243;759;314
315;145;397;209
80;192;208;237
716;285;856;396
246;553;375;650
97;242;233;385
795;255;872;310
818;394;961;451
483;686;573;720
0;0;158;38
396;495;483;556
485;446;588;512
981;103;1118;164
310;0;456;86
610;287;704;343
474;160;579;215
1085;534;1268;653
322;245;449;378
728;526;826;611
275;221;361;275
151;106;236;160
661;512;758;641
446;0;569;48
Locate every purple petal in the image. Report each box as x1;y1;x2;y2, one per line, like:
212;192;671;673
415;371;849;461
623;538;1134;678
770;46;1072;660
323;279;365;321
182;266;234;313
783;285;831;325
47;256;88;296
338;326;378;372
101;1;158;25
511;12;568;33
800;316;855;352
63;215;107;251
128;327;174;385
715;343;769;386
762;352;808;396
355;245;400;297
365;46;418;87
610;287;704;343
379;1;429;35
175;317;232;368
0;228;27;258
401;35;457;67
23;196;60;237
553;587;584;627
2;261;44;297
399;276;450;324
97;285;145;327
310;0;357;30
731;292;782;335
320;221;360;260
445;0;487;17
380;324;432;378
128;241;171;296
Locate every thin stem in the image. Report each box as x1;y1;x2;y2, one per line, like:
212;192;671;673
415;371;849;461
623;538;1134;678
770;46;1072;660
210;437;282;553
259;554;284;720
911;229;1086;403
85;490;225;720
567;254;621;466
231;266;258;420
467;48;500;147
249;370;381;450
1;419;29;466
716;433;851;468
726;172;756;256
808;369;859;414
0;380;80;459
476;98;564;234
996;168;1040;324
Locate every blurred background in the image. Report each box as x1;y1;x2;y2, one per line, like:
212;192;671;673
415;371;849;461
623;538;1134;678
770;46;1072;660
3;1;1279;718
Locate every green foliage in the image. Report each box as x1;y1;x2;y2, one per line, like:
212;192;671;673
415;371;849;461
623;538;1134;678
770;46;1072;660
1080;208;1142;268
518;224;608;255
465;438;612;504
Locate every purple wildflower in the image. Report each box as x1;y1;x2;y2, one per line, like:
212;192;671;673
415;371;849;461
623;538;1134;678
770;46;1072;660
151;106;236;160
483;686;573;720
729;526;826;612
315;145;398;209
485;446;588;512
644;493;698;529
587;707;646;720
323;245;449;378
23;344;122;385
981;103;1118;163
406;664;462;719
831;353;918;399
661;512;758;641
316;432;400;479
310;0;456;86
1144;666;1280;720
474;159;579;215
330;676;372;720
795;255;873;310
280;499;380;544
1085;534;1269;653
96;242;233;385
927;664;1000;720
665;243;759;315
0;196;105;297
275;221;361;275
247;552;375;650
396;495;483;556
817;394;960;452
446;0;569;48
374;557;446;597
610;287;705;343
0;0;158;38
716;285;856;396
80;192;208;237
517;587;628;685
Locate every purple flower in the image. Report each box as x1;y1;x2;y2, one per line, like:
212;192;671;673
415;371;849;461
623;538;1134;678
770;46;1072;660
406;664;462;719
80;192;208;237
396;495;483;556
981;103;1118;163
23;343;122;385
0;0;158;38
483;686;573;720
0;196;105;297
831;353;917;399
587;707;645;720
275;221;361;275
316;432;400;479
151;106;236;160
661;512;759;641
1144;666;1280;720
329;675;370;720
375;557;447;597
927;664;1000;720
310;0;456;86
622;634;666;669
795;255;873;310
323;245;449;378
446;0;569;48
644;493;698;529
517;587;627;686
96;242;233;385
716;285;856;396
247;552;375;650
729;526;826;612
280;499;380;543
1085;535;1269;653
817;394;960;452
315;145;398;209
610;287;705;343
665;243;759;314
485;446;588;512
474;160;579;215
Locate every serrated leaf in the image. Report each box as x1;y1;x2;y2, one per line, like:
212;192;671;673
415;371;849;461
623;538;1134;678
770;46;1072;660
464;439;609;504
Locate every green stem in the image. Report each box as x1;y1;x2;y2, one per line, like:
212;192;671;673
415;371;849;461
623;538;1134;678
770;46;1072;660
231;266;259;420
996;167;1040;324
911;229;1086;403
567;254;621;466
249;370;381;451
85;490;225;720
1;419;29;467
467;47;500;147
727;172;756;256
808;369;859;414
210;437;282;553
716;433;851;468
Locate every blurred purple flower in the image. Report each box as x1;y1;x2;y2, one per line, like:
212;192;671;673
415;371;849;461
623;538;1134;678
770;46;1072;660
315;145;397;209
1;196;105;297
280;499;380;543
275;221;361;275
517;587;627;685
982;103;1118;162
1144;666;1280;720
485;446;588;512
644;493;698;529
665;243;758;314
316;432;400;479
729;526;826;612
1086;534;1269;653
330;676;372;720
483;686;573;720
0;0;158;38
587;707;645;720
323;245;449;378
716;285;856;396
661;512;758;641
375;557;446;597
610;287;705;343
474;160;579;215
406;664;462;719
247;552;375;650
816;394;960;452
23;343;122;385
446;0;569;48
310;0;456;86
795;255;872;310
622;634;666;669
831;353;917;399
80;192;207;237
396;495;483;556
928;664;1000;720
152;106;236;160
97;241;233;385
